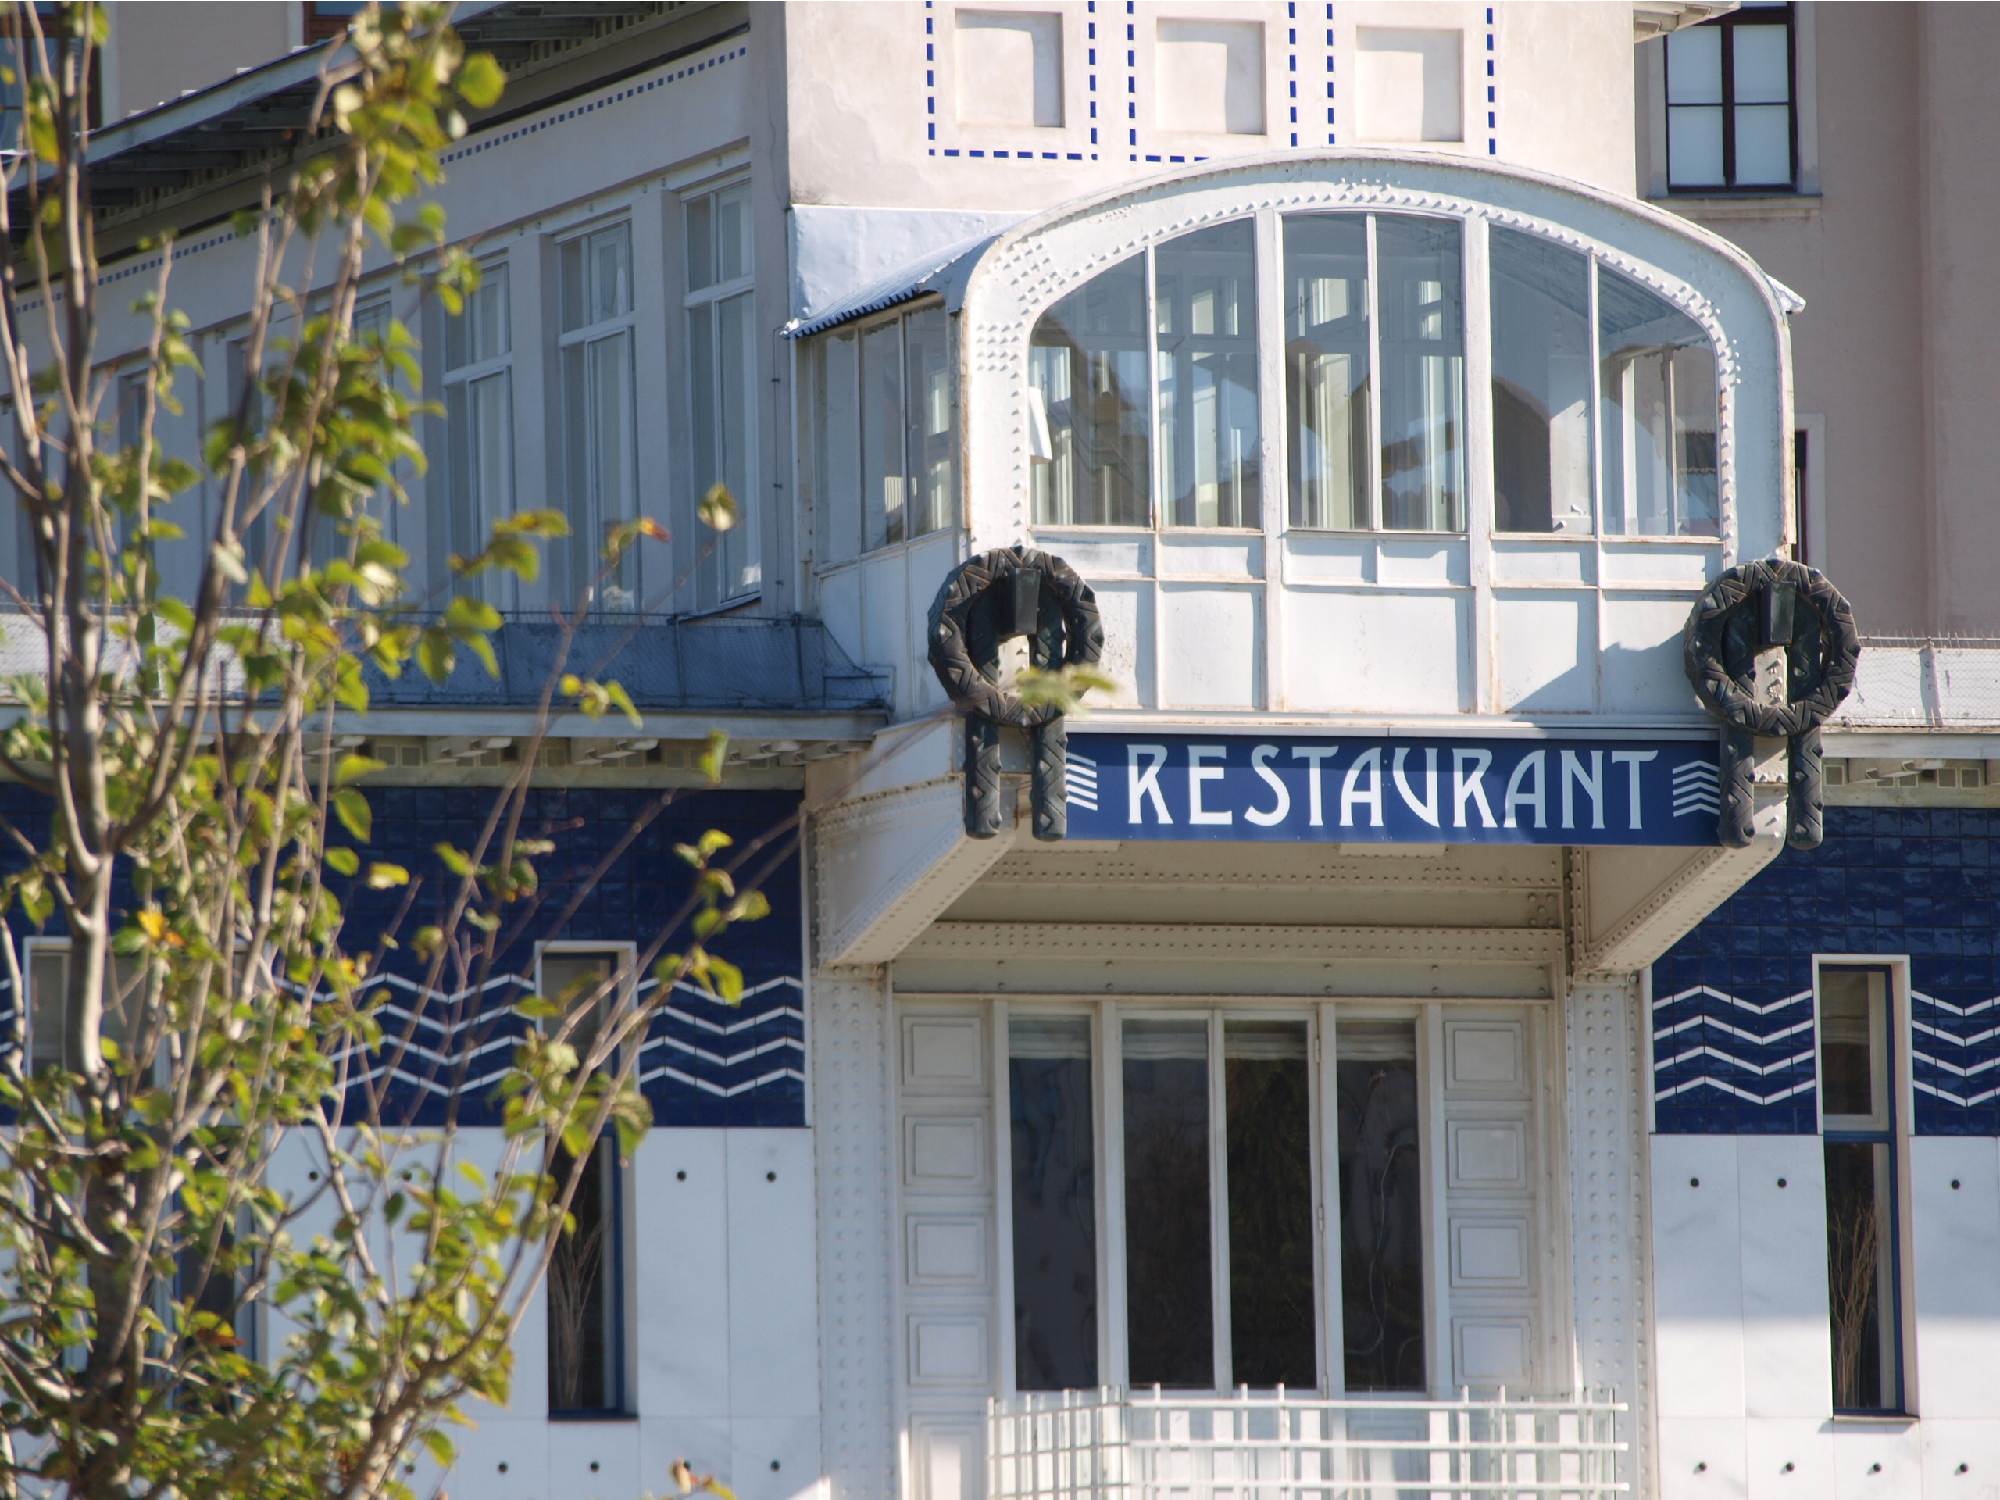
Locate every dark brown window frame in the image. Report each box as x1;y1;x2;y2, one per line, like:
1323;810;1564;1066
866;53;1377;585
1663;4;1799;195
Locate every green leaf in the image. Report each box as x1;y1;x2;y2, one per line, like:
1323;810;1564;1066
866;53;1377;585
417;628;455;682
444;595;502;633
365;863;410;889
698;482;737;533
325;846;360;877
604;680;640;729
334;753;387;787
699;729;728;786
332;787;373;842
458;52;506;109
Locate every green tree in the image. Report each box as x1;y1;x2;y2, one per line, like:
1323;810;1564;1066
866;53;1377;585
0;5;759;1495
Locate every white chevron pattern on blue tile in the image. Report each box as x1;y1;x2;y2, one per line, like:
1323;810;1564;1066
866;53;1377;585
0;971;807;1109
1650;984;1816;1106
1911;988;2000;1109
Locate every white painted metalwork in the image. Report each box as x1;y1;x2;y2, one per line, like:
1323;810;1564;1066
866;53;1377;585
987;1386;1628;1500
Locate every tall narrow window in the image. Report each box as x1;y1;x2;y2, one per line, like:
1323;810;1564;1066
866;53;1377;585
443;259;513;600
685;180;760;608
557;223;639;611
1664;5;1796;193
1490;228;1593;533
1009;1015;1097;1391
1336;1019;1425;1392
1377;217;1465;533
903;305;955;539
1819;965;1903;1415
1030;252;1150;527
26;941;69;1076
1284;214;1371;530
1122;1017;1214;1388
1120;1014;1318;1390
1156;221;1260;529
539;947;631;1416
1598;266;1719;537
1223;1019;1315;1389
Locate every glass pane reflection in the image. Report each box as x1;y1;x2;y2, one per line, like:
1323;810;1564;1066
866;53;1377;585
1123;1018;1214;1388
1337;1020;1425;1392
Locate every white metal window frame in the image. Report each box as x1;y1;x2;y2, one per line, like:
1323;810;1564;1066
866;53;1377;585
807;297;959;576
532;938;641;1415
991;995;1454;1401
437;254;514;604
1027;204;1728;549
551;215;643;612
1808;952;1918;1415
679;173;761;613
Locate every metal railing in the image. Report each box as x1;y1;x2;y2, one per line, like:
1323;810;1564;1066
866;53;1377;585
988;1386;1628;1500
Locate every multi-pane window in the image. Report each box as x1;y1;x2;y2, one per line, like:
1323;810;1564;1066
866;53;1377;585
1284;215;1370;530
1156;222;1261;529
24;941;148;1080
1664;4;1797;192
1006;1008;1427;1395
806;304;955;564
538;946;632;1416
1818;965;1904;1415
684;181;760;608
1032;223;1262;531
1598;267;1718;537
1283;214;1466;533
442;260;513;600
1029;255;1150;527
1490;228;1592;534
557;222;640;611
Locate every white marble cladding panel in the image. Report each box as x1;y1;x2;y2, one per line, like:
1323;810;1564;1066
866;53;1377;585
1745;1418;1834;1500
1657;1417;1748;1500
1085;579;1152;709
1909;1137;2000;1420
1491;538;1594;586
1734;1136;1831;1419
1280;588;1471;713
1493;590;1595;713
1159;583;1264;709
1651;1136;1748;1418
1600;593;1705;714
1156;530;1265;579
1598;541;1723;591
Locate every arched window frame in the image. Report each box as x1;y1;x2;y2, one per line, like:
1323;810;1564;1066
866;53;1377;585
1016;203;1731;548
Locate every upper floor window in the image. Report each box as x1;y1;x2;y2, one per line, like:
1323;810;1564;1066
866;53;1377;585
1029;213;1718;542
805;302;955;566
683;180;760;609
557;222;640;611
441;259;513;601
1664;4;1796;193
302;2;365;44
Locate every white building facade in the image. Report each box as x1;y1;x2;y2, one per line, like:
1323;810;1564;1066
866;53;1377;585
15;3;2000;1499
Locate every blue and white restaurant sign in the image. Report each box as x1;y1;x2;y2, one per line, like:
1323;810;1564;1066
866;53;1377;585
1064;733;1723;847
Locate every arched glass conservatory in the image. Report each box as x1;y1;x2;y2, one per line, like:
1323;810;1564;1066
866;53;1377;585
794;154;1792;723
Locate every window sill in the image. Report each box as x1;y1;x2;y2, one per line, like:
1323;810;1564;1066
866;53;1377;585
548;1409;639;1424
1829;1412;1917;1428
815;526;960;574
1650;191;1824;222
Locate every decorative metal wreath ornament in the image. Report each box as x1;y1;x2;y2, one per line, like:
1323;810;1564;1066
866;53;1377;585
1683;557;1860;850
927;545;1105;840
